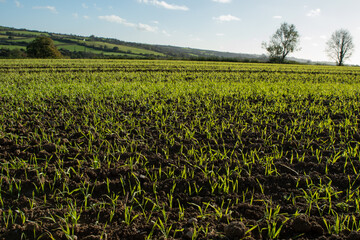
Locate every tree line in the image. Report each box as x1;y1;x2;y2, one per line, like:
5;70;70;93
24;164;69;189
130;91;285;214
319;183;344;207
262;22;355;66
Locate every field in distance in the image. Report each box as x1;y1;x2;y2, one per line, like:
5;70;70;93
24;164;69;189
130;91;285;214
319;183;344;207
1;59;360;239
0;25;269;61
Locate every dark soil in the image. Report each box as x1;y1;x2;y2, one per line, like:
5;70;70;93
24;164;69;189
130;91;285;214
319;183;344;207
1;63;360;240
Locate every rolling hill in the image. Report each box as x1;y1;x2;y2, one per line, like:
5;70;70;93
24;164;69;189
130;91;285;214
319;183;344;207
0;25;271;61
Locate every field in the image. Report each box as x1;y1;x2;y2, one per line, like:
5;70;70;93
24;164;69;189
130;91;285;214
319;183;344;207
0;45;25;51
0;27;167;58
0;26;269;61
70;40;165;56
53;44;137;57
0;59;360;240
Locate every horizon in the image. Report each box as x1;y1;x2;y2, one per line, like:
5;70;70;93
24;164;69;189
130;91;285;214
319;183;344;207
1;0;360;65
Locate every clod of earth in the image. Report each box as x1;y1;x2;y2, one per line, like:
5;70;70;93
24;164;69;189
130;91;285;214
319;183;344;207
224;221;248;240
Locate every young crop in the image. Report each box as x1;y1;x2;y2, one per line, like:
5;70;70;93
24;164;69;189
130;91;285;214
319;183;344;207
123;205;139;226
1;59;360;239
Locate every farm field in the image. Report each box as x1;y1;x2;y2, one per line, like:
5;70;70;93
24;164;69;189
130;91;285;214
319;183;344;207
0;26;268;61
0;27;169;59
1;59;360;239
0;28;163;59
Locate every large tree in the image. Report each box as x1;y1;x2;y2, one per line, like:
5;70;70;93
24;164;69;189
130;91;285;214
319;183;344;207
326;29;354;66
262;22;300;63
26;36;62;58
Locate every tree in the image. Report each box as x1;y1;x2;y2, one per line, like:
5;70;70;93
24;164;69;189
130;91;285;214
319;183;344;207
326;29;354;66
0;48;26;58
262;22;300;63
26;36;62;58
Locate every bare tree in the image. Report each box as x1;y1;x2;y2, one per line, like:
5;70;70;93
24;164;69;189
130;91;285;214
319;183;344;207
262;22;300;63
326;29;354;66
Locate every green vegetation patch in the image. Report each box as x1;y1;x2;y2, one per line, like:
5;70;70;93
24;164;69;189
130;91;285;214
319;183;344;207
57;44;138;57
9;37;35;43
3;30;50;36
74;40;165;56
0;60;360;239
0;45;26;50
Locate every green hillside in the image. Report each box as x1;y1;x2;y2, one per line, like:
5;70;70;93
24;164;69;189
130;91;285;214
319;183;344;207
0;26;165;59
0;25;269;61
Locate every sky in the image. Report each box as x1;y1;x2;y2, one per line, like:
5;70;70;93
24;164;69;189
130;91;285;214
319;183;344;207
1;0;360;64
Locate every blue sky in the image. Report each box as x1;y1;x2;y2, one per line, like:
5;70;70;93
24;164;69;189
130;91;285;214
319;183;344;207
1;0;360;64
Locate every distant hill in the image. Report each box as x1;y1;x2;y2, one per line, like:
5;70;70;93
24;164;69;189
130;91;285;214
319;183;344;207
0;25;314;63
0;25;269;61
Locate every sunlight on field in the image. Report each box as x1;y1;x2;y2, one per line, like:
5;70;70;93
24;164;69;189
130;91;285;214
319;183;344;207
1;59;360;239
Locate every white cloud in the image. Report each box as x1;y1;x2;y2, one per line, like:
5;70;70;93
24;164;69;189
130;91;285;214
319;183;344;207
99;15;158;33
303;36;312;41
138;0;188;11
212;0;232;3
307;8;321;17
82;3;88;9
216;33;225;37
73;13;79;18
99;15;135;27
33;6;57;14
83;15;90;20
14;0;22;7
137;23;158;32
320;35;327;40
213;14;241;22
162;30;171;36
273;16;282;19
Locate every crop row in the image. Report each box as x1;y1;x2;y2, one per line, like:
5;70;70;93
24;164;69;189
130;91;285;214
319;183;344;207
0;59;360;239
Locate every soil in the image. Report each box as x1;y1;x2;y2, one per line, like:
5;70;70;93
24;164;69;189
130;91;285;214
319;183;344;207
1;65;360;239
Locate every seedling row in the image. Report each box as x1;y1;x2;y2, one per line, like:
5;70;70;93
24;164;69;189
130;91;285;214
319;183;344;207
1;59;360;239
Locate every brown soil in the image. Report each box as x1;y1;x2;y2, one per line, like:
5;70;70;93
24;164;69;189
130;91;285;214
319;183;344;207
1;88;360;239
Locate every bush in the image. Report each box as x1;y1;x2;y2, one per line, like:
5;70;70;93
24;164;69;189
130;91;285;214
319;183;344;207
26;36;62;58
